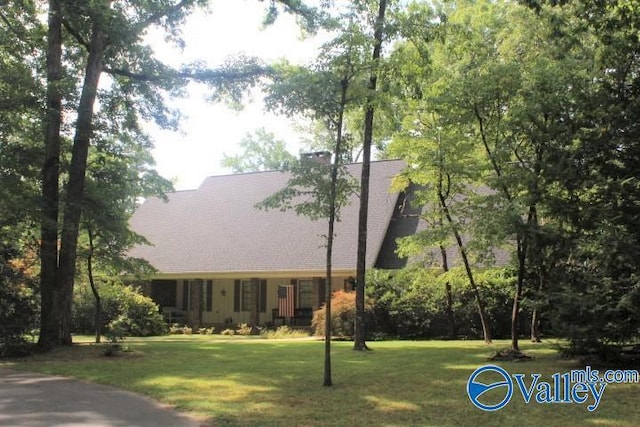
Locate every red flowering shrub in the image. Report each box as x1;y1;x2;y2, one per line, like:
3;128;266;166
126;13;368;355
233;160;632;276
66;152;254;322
312;290;372;338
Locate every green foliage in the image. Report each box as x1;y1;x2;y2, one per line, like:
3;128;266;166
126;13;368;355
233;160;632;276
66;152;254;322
102;323;127;357
546;230;640;361
262;0;332;34
73;280;167;337
0;248;38;357
387;0;640;355
367;267;516;339
0;7;43;353
221;128;296;173
512;0;640;358
256;157;357;221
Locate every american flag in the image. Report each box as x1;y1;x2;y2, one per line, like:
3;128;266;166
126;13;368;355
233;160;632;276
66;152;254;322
278;285;295;318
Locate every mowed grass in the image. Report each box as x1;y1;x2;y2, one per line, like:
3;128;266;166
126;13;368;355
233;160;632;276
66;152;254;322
2;337;640;426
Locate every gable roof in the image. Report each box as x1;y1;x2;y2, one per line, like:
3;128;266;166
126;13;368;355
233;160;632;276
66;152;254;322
128;159;407;276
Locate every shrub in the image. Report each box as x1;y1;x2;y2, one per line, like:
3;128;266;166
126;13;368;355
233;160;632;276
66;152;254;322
169;324;184;334
235;323;253;336
102;322;127;356
312;290;373;338
73;280;168;337
367;267;516;340
260;325;310;339
0;247;38;357
169;324;193;335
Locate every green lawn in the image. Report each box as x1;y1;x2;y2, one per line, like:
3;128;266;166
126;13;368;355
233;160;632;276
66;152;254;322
2;337;639;426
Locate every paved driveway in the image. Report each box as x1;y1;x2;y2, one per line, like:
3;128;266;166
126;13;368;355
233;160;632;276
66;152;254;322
0;368;203;427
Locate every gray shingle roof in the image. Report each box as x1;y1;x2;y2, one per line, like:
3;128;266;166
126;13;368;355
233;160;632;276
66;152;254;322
128;160;406;275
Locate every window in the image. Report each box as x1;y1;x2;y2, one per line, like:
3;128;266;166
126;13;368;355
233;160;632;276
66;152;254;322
234;279;267;312
241;280;254;311
298;280;314;309
150;280;177;308
181;280;212;312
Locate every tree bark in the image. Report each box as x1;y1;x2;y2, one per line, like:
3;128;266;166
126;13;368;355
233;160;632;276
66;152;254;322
439;244;456;339
531;256;544;343
511;240;526;351
57;24;107;345
324;174;335;386
511;203;539;350
530;308;541;342
38;0;63;351
86;225;101;343
323;77;349;387
354;0;387;352
438;191;492;344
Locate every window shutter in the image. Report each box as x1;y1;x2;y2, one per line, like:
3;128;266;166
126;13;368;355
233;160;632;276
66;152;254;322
290;278;298;308
260;279;267;312
206;280;213;312
233;280;240;312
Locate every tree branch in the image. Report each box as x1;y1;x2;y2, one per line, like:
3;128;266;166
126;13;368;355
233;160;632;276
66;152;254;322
62;18;89;49
103;63;274;85
0;9;39;53
102;66;162;82
133;0;192;34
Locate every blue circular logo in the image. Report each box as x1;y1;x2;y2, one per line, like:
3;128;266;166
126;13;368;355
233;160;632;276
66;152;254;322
467;365;513;411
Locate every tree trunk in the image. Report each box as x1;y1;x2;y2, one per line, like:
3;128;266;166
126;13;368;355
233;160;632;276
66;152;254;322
86;225;101;343
474;105;527;350
324;181;335;386
439;244;456;339
38;0;63;351
354;0;387;352
57;25;107;345
439;192;492;344
436;150;455;340
323;77;349;387
512;201;538;350
530;308;541;343
511;239;525;351
531;250;544;343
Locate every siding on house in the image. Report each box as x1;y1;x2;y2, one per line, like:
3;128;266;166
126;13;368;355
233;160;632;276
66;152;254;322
157;275;349;327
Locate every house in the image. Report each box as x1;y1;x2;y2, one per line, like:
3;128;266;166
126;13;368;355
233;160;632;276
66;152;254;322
128;159;419;328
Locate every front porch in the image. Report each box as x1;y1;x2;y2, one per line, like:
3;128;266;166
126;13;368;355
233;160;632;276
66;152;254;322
142;276;352;329
271;307;313;327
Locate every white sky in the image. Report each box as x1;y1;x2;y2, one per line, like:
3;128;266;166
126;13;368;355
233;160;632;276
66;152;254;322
146;0;327;190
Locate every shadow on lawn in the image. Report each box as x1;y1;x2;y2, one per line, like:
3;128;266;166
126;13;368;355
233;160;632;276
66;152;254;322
115;341;480;425
122;341;543;426
7;339;640;426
